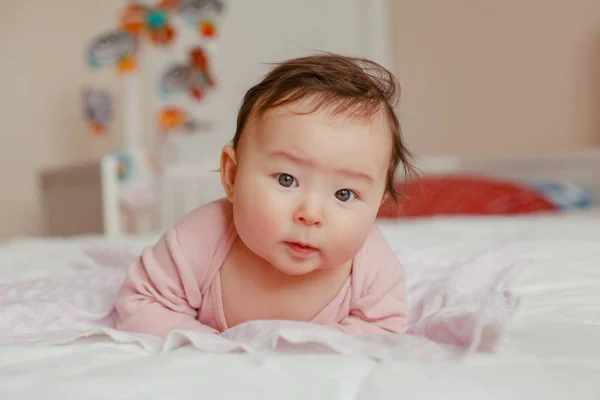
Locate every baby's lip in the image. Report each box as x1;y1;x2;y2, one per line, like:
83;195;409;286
285;241;318;250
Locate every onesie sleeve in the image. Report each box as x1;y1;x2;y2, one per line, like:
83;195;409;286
329;226;407;335
115;200;231;338
114;228;218;338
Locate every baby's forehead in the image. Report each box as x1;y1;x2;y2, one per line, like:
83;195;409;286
240;100;393;176
250;99;392;142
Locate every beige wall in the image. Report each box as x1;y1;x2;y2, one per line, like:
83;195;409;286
391;0;600;156
2;0;600;239
0;1;131;239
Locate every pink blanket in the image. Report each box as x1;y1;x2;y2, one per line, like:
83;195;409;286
0;240;522;361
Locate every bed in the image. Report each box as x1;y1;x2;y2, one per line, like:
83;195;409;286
2;151;600;399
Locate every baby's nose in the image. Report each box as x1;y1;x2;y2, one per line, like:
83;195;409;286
293;203;323;227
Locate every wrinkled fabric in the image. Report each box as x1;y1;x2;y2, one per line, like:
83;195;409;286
0;238;521;361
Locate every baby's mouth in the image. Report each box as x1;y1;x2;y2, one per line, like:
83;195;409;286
284;241;318;257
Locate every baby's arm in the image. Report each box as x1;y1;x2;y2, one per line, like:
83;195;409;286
115;227;218;338
329;228;407;335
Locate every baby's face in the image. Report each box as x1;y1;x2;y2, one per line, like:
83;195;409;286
229;98;391;275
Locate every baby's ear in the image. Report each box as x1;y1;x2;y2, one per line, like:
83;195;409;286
220;145;238;202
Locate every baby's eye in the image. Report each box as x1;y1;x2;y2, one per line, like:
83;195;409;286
275;173;298;188
335;189;356;202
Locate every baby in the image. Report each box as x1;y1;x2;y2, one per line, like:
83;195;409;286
115;54;414;337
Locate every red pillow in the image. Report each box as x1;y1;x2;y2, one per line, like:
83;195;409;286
377;175;559;218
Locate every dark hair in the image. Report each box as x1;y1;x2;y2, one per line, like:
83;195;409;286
231;53;415;201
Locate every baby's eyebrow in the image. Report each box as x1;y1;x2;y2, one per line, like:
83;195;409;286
337;168;374;184
267;150;374;184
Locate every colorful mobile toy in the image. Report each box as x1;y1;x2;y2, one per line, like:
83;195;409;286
110;148;135;182
82;88;113;136
85;0;226;211
87;30;138;75
178;0;225;38
119;1;178;47
158;106;201;137
160;46;216;101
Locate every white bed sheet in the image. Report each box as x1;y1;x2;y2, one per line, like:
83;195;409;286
1;211;600;399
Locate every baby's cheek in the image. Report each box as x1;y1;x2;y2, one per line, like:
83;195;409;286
250;203;278;238
238;184;282;240
260;196;289;237
329;214;373;260
337;230;366;258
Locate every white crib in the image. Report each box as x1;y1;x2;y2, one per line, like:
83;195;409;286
100;150;600;237
101;154;225;237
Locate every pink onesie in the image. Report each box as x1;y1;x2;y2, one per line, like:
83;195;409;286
115;199;406;338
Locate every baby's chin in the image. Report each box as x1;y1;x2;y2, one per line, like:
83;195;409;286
267;256;342;277
270;262;322;277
